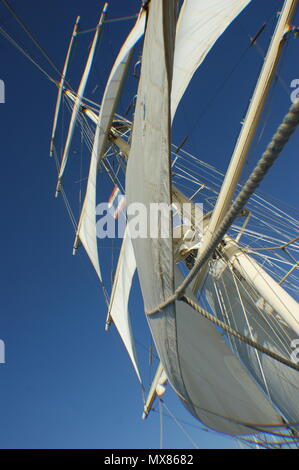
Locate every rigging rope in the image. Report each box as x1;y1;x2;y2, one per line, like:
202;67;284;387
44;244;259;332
0;0;110;110
52;146;78;232
0;24;57;84
77;14;138;35
159;401;200;450
1;0;65;80
247;235;299;252
159;399;164;449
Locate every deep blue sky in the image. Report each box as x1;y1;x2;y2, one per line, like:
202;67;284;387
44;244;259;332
0;0;298;449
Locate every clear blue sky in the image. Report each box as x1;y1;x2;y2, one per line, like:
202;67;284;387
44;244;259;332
0;0;298;449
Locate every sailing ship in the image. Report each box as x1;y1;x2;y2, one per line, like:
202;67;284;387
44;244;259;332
47;0;299;448
7;0;296;448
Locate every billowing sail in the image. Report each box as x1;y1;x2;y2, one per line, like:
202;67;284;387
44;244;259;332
173;266;283;434
203;257;299;431
108;228;141;382
126;0;282;435
126;0;181;410
75;10;146;280
171;0;251;119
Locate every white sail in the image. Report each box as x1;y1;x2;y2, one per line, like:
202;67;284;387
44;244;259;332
173;266;284;435
126;0;282;435
171;188;299;432
74;10;146;280
171;0;251;119
108;228;141;382
56;4;108;192
126;0;177;360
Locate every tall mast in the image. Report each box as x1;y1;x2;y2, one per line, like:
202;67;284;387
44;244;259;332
50;15;80;157
193;0;298;291
55;3;108;196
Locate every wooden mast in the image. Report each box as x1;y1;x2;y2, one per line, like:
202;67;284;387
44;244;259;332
55;3;109;196
50;15;80;157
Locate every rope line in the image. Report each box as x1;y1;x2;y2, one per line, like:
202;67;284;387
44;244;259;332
247;235;299;252
160;400;200;449
1;0;65;80
0;24;57;84
77;14;138;35
181;295;299;372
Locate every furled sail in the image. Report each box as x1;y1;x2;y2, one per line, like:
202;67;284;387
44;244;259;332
107;227;141;382
74;10;146;280
56;5;108;194
171;0;251;119
125;0;282;435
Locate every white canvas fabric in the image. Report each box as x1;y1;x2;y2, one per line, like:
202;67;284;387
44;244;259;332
145;265;283;435
204;260;299;431
108;228;141;382
126;0;176;313
171;0;251;119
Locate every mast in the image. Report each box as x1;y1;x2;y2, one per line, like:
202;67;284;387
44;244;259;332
193;0;298;292
55;3;108;196
64;89;130;154
50;15;80;157
142;362;167;419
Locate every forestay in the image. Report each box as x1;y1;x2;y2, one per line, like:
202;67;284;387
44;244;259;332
171;0;251;119
75;10;146;280
126;0;282;434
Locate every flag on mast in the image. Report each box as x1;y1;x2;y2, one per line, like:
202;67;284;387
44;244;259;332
108;186;126;220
